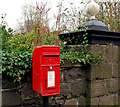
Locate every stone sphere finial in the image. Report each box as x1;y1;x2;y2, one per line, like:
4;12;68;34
86;0;99;20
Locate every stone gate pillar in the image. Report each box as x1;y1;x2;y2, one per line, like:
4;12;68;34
59;1;120;105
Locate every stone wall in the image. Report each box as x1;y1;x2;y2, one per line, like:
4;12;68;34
2;44;120;106
0;72;2;107
49;44;120;106
2;61;88;106
89;44;120;105
49;60;88;106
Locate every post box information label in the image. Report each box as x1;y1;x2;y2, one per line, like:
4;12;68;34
48;71;55;87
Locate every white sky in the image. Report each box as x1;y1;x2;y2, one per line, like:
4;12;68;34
0;0;119;30
0;0;52;29
0;0;88;30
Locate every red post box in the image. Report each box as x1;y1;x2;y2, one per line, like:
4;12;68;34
32;46;60;96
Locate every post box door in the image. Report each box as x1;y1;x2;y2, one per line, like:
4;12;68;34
41;65;60;96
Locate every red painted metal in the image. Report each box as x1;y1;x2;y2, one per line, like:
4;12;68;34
32;46;60;96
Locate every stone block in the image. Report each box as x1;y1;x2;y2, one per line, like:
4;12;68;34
91;80;108;97
33;94;42;105
78;96;86;105
0;72;1;107
22;99;36;106
49;99;56;105
118;94;120;104
99;94;114;105
103;79;119;93
109;79;119;92
60;70;65;82
2;79;19;89
112;63;119;78
65;68;85;82
71;79;85;96
90;65;100;80
91;97;99;105
91;45;103;53
103;45;114;62
2;91;21;106
91;62;117;80
65;99;78;106
21;84;34;100
113;94;120;105
118;46;120;60
61;59;83;68
55;98;65;105
60;83;70;97
99;62;112;79
112;45;119;62
102;45;119;62
61;60;73;68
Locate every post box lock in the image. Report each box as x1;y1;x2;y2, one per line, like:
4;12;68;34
50;66;53;69
33;46;60;96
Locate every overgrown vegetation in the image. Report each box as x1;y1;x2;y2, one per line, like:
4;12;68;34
96;1;119;32
1;0;119;82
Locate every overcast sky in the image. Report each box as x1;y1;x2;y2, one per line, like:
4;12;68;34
0;0;51;29
1;0;117;30
0;0;90;30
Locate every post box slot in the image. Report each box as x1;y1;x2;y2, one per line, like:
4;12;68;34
41;64;60;67
44;55;59;57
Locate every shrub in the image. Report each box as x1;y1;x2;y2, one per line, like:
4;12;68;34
2;26;34;82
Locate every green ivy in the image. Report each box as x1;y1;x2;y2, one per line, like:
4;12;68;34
2;25;34;82
60;31;103;65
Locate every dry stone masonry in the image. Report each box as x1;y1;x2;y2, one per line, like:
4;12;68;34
2;45;120;106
